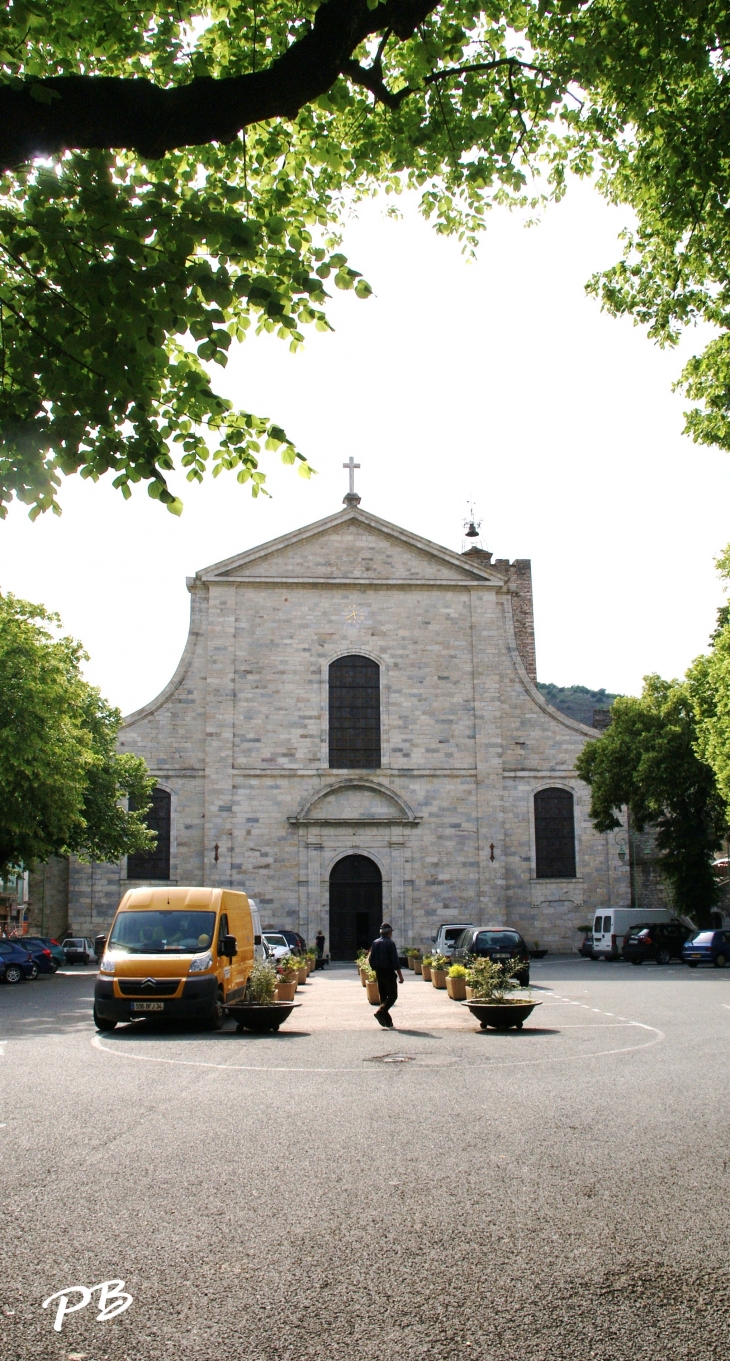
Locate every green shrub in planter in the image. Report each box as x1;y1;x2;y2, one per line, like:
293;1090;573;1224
248;960;278;1004
430;953;450;972
466;957;530;1002
448;963;467;979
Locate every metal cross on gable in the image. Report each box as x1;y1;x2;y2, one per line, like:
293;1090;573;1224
343;456;360;496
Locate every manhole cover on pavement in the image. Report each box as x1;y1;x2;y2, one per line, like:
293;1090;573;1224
365;1052;415;1063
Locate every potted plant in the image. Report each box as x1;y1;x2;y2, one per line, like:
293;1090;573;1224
405;948;420;971
226;961;301;1031
462;958;541;1030
446;963;467;1000
295;956;308;985
530;939;548;959
361;961;381;1005
306;948;317;974
421;955;433;982
278;957;299;989
430;953;450;988
356;948;370;985
412;949;423;975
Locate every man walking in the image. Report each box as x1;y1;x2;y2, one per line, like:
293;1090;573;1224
368;923;403;1028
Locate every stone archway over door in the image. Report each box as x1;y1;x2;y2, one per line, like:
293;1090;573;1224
329;855;382;960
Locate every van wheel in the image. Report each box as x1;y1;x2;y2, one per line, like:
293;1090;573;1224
714;953;727;969
209;989;226;1030
93;1006;117;1031
656;949;671;965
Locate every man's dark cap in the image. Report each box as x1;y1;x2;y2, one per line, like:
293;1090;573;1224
380;923;392;934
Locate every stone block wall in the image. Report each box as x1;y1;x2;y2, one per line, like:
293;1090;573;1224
28;857;69;940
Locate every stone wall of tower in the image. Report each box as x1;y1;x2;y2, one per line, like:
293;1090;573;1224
462;547;537;682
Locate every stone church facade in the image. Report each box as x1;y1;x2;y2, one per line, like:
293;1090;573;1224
54;497;629;953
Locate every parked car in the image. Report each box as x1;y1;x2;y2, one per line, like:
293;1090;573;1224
62;936;97;965
592;908;674;960
682;929;730;968
452;927;530;986
272;929;307;954
578;931;595;959
622;920;689;965
14;938;57;973
0;940;37;983
262;932;295;961
430;922;475;959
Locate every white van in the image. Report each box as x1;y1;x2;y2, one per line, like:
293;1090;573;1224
592;908;672;960
431;923;476;958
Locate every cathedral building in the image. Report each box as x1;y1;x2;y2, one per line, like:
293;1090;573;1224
54;481;629;954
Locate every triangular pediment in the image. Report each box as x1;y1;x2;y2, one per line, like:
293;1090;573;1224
197;507;504;585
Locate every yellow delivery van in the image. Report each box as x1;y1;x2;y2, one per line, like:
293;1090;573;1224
93;886;255;1030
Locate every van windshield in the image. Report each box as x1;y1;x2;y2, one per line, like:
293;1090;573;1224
109;910;216;954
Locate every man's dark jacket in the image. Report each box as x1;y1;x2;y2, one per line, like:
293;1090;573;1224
369;936;399;971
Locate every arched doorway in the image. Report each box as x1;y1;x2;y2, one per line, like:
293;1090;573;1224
329;855;383;960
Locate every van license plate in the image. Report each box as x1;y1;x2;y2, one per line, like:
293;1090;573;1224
131;1001;164;1011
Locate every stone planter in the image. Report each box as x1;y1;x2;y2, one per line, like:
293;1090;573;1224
413;958;423;975
360;967;369;987
280;973;298;991
297;966;308;985
446;975;466;1001
431;968;447;989
421;963;432;982
275;980;297;1002
465;985;474;999
365;979;381;1005
461;999;542;1031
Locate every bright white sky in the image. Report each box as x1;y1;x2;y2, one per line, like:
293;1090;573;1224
0;178;727;716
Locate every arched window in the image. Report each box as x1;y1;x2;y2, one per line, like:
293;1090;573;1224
329;655;381;769
127;787;171;880
534;788;576;879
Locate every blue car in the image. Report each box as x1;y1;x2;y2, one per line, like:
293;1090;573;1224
0;940;37;983
682;929;730;968
15;939;57;974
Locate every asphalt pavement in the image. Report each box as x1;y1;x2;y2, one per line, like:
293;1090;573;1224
1;956;730;1361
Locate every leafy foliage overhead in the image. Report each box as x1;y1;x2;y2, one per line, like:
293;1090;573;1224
0;591;156;875
2;1;730;518
576;677;727;922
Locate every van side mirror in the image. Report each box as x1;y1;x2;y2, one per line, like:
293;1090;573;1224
221;934;238;958
254;934;262;945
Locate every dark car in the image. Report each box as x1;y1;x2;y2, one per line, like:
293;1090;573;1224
0;940;37;983
453;927;530;986
682;929;730;968
273;930;307;955
13;938;57;973
622;920;689;965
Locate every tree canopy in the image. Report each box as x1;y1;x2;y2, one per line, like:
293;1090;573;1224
0;591;156;875
576;676;726;922
2;1;730;517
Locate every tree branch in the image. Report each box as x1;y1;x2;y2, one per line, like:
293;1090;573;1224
342;55;552;112
0;0;440;171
